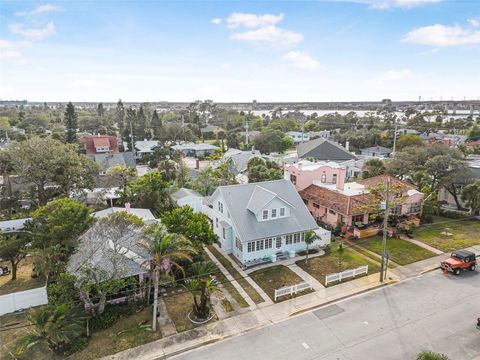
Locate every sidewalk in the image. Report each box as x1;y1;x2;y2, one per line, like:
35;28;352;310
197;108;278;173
103;272;391;360
399;235;444;255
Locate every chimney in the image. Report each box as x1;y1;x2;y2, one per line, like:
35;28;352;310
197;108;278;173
298;162;303;171
125;202;131;212
336;167;346;190
196;159;200;170
345;141;350;151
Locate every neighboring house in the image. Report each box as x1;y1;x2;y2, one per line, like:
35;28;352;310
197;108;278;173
171;142;219;158
213;148;263;183
299;175;424;227
134;140;160;158
360;146;392;158
94;205;158;224
465;140;480;152
0;218;31;234
66;220;152;300
438;157;480;211
421;132;467;147
397;129;420;136
284;160;347;191
171;188;204;213
200;124;225;137
71;187;120;207
92;152;136;177
286;131;310;144
82;135;119;155
297;138;357;162
202;179;331;266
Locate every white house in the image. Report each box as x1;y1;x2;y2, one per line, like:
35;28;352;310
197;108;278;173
0;218;31;234
170;188;204;213
202;179;331;266
94;205;158;224
286;131;310;144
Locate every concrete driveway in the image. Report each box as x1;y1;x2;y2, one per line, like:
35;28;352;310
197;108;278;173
171;270;480;360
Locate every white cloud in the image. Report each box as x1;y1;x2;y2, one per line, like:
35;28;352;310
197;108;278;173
468;18;480;28
283;51;322;70
378;69;412;81
231;26;303;47
16;3;60;17
0;39;31;59
370;0;441;9
210;18;222;25
8;21;55;40
403;23;480;46
227;12;284;28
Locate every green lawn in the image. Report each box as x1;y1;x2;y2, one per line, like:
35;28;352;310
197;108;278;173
297;242;380;286
249;265;314;302
413;216;480;252
71;306;161;360
357;236;436;265
207;246;264;304
164;290;199;333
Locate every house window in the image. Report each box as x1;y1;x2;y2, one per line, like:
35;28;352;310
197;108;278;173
332;174;337;184
301;232;305;242
280;207;285;217
352;214;364;223
215;218;218;228
262;210;268;220
276;237;282;249
271;209;277;218
294;233;301;243
256;239;264;251
329;209;336;215
290;174;297;185
313;203;320;209
235;237;242;251
409;202;421;213
265;238;273;249
286;234;293;245
222;227;226;239
218;201;223;213
303;199;309;205
247;242;255;253
321;174;326;183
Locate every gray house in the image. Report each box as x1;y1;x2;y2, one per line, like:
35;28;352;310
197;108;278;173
203;179;331;266
297;138;356;162
360;146;392;158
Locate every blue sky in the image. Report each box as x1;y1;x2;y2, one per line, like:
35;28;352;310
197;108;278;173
0;0;479;102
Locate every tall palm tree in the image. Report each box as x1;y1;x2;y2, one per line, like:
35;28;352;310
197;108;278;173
144;224;196;332
26;304;87;353
304;230;318;266
184;261;219;320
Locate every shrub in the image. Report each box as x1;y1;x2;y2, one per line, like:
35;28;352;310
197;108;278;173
47;273;77;306
90;301;143;331
416;350;450;360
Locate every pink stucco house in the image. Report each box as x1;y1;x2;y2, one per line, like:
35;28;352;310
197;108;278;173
284;160;347;191
299;175;424;228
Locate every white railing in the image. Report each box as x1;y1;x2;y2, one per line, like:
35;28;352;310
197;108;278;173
0;286;48;316
274;281;312;302
325;265;369;286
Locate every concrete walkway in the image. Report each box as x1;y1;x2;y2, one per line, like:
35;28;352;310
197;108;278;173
244;250;325;274
400;235;444;255
204;247;257;310
213;244;273;306
287;263;324;291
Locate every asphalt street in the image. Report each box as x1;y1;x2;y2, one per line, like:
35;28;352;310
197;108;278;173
171;270;480;360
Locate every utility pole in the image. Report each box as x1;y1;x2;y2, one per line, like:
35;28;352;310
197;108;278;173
245;116;249;146
392;120;398;159
380;177;390;283
129;120;135;158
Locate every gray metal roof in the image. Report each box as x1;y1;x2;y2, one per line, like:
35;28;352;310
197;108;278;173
214;179;318;242
170;188;203;201
361;146;392;154
297;138;356;161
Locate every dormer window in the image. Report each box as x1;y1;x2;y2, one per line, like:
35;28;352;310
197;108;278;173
321;174;326;183
280;207;285;217
262;210;268;220
271;209;277;218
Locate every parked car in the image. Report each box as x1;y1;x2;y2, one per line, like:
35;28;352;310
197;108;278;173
440;250;476;275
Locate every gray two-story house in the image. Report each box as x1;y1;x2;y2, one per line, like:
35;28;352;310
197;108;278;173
203;179;331;266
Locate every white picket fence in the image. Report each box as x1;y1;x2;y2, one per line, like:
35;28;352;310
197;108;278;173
274;281;312;302
325;265;369;286
0;286;48;316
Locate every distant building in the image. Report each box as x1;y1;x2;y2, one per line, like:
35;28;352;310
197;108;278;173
360;146;392;158
286;131;310;144
0;218;31;234
213;148;263;183
94;205;158;224
170;188;204;213
297;138;357;162
92;152;136;180
284;160;347;191
134;140;160;158
200;124;225;137
82;135;119;155
171;142;219;158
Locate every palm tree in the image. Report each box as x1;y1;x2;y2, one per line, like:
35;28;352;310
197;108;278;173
26;304;87;353
416;350;449;360
461;180;480;215
184;261;219;320
304;230;318;266
144;224;196;332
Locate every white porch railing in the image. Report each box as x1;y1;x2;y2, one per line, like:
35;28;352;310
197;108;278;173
325;265;368;286
274;281;312;302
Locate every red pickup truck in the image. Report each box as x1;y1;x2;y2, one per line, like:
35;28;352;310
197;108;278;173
441;250;476;275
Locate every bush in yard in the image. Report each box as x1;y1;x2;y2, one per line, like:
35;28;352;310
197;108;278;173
47;273;77;306
416;350;450;360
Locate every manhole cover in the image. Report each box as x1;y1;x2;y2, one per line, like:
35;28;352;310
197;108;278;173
313;304;344;320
